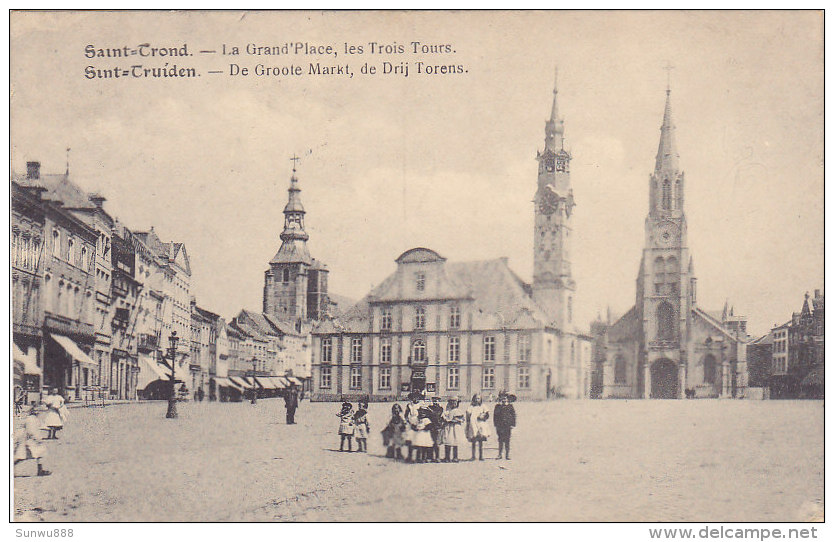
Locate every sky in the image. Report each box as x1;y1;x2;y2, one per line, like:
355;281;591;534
10;11;824;337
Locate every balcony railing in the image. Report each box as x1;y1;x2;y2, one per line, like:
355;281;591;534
137;333;158;353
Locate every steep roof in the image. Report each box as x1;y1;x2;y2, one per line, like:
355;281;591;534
315;257;556;334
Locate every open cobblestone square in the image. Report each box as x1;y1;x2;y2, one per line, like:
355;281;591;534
13;399;823;522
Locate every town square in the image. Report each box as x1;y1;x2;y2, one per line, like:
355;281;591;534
10;11;823;526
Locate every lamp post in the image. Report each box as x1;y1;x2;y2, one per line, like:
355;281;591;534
166;331;179;419
250;356;258;405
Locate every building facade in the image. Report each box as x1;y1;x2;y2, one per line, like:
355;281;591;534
310;75;593;401
596;88;749;399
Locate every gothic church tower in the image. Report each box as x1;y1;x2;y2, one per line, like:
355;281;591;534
634;87;697;397
263;164;329;322
532;68;576;328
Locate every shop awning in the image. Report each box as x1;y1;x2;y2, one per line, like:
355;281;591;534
13;343;41;375
286;376;303;386
229;376;254;389
137;356;174;390
51;333;96;367
256;376;278;389
215;377;244;392
271;376;289;389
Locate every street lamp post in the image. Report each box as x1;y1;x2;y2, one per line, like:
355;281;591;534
250;356;258;405
166;331;179;419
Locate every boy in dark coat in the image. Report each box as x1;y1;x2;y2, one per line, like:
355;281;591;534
493;391;516;460
428;396;445;462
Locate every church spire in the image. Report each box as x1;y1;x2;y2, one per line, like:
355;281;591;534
280;159;308;243
545;66;565;152
654;88;680;174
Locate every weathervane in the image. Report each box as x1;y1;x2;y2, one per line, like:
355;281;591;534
662;61;675;92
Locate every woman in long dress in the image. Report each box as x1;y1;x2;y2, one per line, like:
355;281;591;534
42;388;67;440
465;393;491;461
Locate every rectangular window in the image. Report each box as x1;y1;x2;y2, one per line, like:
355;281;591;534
351;337;362;362
448;366;460;390
416;272;425;291
381;307;393;331
380;337;392;363
379;367;391;389
448;336;460;362
350;366;362;389
450;306;461;329
518;366;530;389
518;334;531;363
320;366;331;389
321;337;332;362
482;366;495;389
415;307;425;330
484;336;496;362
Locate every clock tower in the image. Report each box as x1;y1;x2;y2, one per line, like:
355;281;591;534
532;68;576;328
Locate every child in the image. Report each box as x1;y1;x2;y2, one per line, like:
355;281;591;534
353;399;371;453
13;404;51;476
441;396;465;462
465;393;491;461
42;388;67;440
337;401;355;452
493;391;517;460
413;406;435;463
403;391;423;462
382;403;407;460
428;396;445;462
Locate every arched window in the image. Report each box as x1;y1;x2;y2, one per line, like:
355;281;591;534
67;238;75;265
52;230;60;258
80;247;87;271
614;355;627;384
282;268;290;283
657;302;676;340
666;256;678;275
411;339;427;363
654;256;665;280
703;354;717;384
662;179;671;210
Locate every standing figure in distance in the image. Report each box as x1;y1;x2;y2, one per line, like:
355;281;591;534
465;393;491;461
284;384;299;424
42;387;67;440
353;398;371;452
337;401;355;452
403;391;423;463
428;396;445;462
382;403;407;460
493;391;517;460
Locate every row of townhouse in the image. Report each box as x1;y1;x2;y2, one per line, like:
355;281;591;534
747;289;824;399
11;161;223;403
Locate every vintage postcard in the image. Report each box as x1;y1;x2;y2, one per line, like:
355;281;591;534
10;10;824;529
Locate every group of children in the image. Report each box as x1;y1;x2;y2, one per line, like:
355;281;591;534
376;390;517;462
336;399;371;452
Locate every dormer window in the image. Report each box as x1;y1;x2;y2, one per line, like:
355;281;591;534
416;272;425;292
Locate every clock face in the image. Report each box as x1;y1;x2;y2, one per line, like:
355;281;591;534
538;188;560;215
657;223;677;246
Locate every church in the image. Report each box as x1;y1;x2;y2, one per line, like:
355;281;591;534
310;73;593;401
597;87;750;399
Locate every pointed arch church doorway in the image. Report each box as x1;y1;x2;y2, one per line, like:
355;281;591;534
651;358;678;399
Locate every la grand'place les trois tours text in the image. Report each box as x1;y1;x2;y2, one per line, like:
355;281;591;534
83;41;467;80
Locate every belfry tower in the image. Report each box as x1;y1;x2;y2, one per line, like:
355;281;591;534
263;162;329;321
532;68;576;328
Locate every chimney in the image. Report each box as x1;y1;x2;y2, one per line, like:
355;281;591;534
26;161;40;179
89;193;106;209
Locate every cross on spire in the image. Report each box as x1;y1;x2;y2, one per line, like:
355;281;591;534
290;154;300;172
65;147;71;175
662;61;675;93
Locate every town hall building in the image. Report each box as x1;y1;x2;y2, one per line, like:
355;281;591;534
310;72;593;401
597;87;750;399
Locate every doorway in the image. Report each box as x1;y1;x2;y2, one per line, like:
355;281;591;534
651;358;678;399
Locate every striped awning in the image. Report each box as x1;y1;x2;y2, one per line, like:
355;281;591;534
215;377;244;392
51;333;96;367
256;376;278;389
229;376;253;389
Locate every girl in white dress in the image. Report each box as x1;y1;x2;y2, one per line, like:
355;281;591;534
441;396;465;462
465;393;491;461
